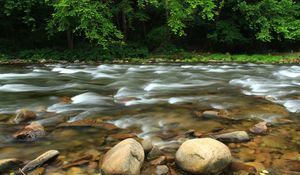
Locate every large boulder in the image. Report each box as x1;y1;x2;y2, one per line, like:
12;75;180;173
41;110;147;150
175;138;232;174
101;138;144;175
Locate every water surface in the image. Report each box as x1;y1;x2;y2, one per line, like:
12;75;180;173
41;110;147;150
0;63;299;174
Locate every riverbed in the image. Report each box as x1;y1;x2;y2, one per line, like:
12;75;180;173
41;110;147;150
0;63;299;174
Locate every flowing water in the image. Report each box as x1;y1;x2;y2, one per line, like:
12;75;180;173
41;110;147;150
0;63;299;174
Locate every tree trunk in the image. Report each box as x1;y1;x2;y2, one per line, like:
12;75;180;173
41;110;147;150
66;30;74;49
164;0;170;41
122;9;127;41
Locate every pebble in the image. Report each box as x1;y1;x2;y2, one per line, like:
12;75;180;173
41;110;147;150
141;139;153;153
156;165;169;175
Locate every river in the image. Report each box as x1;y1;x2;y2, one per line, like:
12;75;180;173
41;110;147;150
0;63;299;174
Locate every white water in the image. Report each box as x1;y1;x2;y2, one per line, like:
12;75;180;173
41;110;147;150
0;63;299;147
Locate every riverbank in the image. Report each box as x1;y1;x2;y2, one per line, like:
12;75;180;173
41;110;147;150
0;51;299;65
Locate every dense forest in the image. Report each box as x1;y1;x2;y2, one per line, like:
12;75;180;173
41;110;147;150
0;0;299;60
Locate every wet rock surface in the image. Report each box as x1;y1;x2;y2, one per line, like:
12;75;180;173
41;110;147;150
156;165;169;175
0;158;23;173
58;118;118;131
13;122;46;141
141;139;153;153
22;150;60;173
101;138;144;175
14;109;37;124
249;121;268;134
215;131;250;143
175;138;232;174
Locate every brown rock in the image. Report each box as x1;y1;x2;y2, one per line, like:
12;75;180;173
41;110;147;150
165;155;175;163
147;146;164;160
59;118;118;131
230;161;256;173
281;152;300;160
245;162;265;172
28;167;45;175
255;152;272;166
13;122;46;141
184;129;195;137
169;167;179;175
62;155;91;169
237;148;255;162
14;109;37;124
60;96;72;104
67;167;85;175
202;110;220;117
273;159;300;172
249;121;267;134
184;130;204;138
0;158;23;173
215;131;250;143
150;156;166;165
109;133;136;140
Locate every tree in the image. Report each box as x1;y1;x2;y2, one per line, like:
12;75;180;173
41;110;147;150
138;0;217;36
47;0;123;49
237;0;300;42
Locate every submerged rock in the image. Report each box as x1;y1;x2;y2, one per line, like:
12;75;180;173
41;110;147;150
101;138;144;175
147;146;164;160
215;131;250;143
0;158;23;173
59;118;118;131
28;167;46;175
13;122;46;141
249;121;268;134
150;156;166;165
22;150;60;173
156;165;169;175
108;133;137;140
14;109;37;124
175;138;232;174
194;110;229;119
230;161;257;174
141;139;153;153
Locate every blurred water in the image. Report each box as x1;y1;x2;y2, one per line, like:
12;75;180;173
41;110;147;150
0;63;299;157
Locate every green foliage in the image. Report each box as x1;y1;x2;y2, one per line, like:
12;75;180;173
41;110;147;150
13;43;148;61
237;0;300;42
138;0;217;36
0;0;299;55
208;20;247;44
47;0;123;48
2;0;44;26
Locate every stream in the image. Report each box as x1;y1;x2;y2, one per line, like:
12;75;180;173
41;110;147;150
0;63;299;174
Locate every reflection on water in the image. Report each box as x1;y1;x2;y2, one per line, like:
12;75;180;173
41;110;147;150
0;63;299;173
